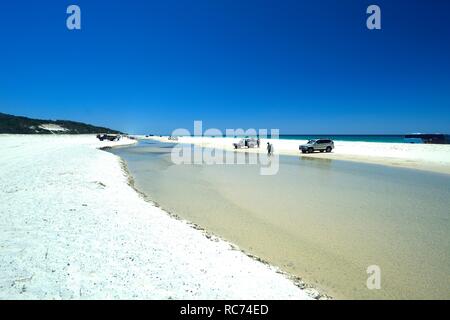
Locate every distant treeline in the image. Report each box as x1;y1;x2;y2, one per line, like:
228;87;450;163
0;112;121;134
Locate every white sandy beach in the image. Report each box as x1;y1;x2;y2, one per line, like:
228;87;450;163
147;136;450;174
0;134;315;299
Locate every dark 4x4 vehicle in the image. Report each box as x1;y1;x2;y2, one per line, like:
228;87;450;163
299;139;334;154
96;134;121;141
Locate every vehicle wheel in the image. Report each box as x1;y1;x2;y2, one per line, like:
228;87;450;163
301;150;306;154
308;148;314;153
326;146;332;153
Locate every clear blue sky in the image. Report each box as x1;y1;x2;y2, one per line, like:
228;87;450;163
1;0;449;134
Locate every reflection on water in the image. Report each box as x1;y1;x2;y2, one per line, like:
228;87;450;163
109;140;450;299
298;156;333;170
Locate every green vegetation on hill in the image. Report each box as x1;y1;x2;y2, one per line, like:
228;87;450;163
0;113;122;134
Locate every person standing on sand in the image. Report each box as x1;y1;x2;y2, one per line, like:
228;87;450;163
257;138;260;148
267;142;273;156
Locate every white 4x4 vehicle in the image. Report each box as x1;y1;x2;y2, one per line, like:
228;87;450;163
299;139;334;153
233;138;258;149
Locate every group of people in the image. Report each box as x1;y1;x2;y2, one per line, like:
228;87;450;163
240;137;274;156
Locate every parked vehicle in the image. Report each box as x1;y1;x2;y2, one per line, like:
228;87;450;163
96;134;120;141
299;139;334;153
233;138;258;149
404;134;450;144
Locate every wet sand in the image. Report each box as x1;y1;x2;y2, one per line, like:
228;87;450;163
110;140;450;299
145;136;450;175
